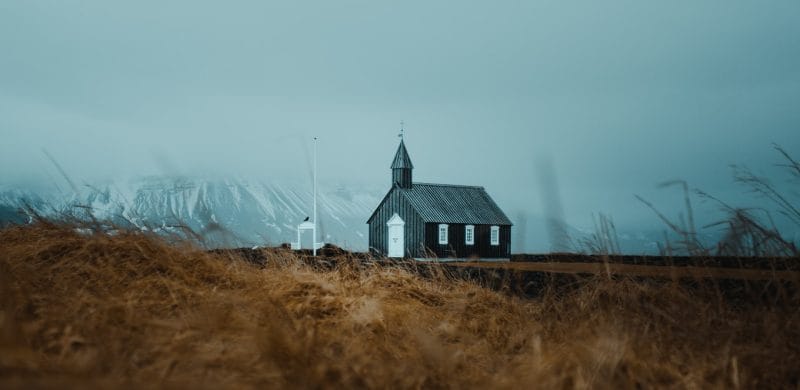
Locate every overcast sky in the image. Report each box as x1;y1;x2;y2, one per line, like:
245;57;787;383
1;1;799;233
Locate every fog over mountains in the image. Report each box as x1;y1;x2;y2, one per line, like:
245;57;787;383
0;177;379;251
2;1;798;256
0;176;709;254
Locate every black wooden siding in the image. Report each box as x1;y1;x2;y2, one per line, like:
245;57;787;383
367;189;426;257
423;223;511;258
392;168;412;189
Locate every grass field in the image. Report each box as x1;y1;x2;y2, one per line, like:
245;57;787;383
2;223;799;388
452;261;800;281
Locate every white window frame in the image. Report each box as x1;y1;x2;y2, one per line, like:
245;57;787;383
438;224;449;245
490;225;500;246
465;225;475;245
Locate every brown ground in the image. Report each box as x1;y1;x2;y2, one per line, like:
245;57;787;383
1;223;799;388
453;261;800;281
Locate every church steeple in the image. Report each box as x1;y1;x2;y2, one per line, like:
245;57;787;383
391;139;413;189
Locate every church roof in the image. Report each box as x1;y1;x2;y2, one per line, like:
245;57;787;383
390;140;414;169
402;183;512;225
367;182;512;225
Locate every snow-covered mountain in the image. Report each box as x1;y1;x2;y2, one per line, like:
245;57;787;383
0;176;682;254
0;177;384;251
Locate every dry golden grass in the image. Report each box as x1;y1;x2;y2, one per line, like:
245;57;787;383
454;261;800;281
1;223;799;389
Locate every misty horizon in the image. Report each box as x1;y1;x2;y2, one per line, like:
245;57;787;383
2;1;799;251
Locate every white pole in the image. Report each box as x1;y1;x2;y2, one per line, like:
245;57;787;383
313;137;318;257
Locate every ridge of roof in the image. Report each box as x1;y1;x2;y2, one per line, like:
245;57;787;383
410;182;484;190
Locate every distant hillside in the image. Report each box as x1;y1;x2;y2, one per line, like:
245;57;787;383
0;177;383;250
0;177;684;253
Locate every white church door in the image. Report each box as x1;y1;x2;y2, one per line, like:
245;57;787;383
386;213;405;258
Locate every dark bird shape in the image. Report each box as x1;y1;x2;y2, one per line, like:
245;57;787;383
303;216;310;222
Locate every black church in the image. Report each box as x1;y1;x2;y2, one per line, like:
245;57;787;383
367;140;512;259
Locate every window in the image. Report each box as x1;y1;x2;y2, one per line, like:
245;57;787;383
490;225;500;246
438;224;449;244
465;225;475;245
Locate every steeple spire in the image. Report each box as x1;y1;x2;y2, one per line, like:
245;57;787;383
391;137;413;189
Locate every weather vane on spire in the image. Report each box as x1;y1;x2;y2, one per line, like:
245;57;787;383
398;120;405;139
